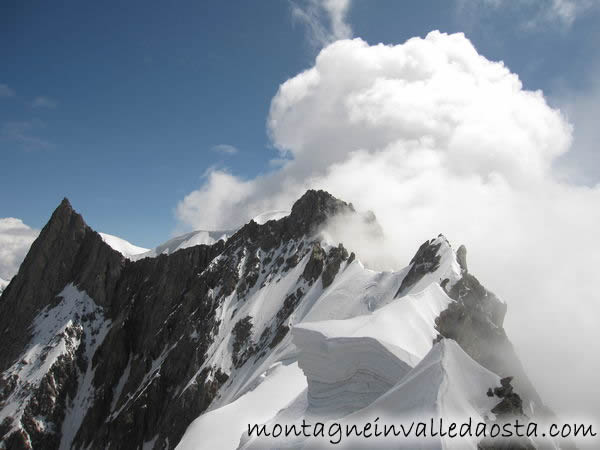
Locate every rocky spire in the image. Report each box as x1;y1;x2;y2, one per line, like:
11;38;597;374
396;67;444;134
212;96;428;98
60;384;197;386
0;197;124;371
287;189;355;236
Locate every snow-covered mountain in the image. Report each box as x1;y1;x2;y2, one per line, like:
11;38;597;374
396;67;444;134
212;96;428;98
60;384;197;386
132;229;232;260
0;191;551;449
99;232;150;259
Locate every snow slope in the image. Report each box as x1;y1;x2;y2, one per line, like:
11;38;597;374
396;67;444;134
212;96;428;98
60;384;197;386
179;237;479;450
133;229;231;260
176;361;305;450
290;284;452;419
137;211;288;262
0;276;8;293
240;340;500;449
251;210;290;225
99;232;149;259
331;339;501;449
298;283;452;360
0;284;111;443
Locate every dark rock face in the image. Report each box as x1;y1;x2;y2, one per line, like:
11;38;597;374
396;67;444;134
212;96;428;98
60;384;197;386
322;244;349;289
456;244;468;272
0;189;360;449
0;199;124;372
478;378;535;450
395;238;442;297
287;190;355;238
231;316;256;368
434;246;550;421
302;243;327;284
490;377;523;417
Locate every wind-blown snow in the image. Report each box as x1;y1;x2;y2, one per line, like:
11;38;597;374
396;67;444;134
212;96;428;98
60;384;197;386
99;232;149;259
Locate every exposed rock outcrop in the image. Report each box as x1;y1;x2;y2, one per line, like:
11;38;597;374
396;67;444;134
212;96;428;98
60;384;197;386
435;245;549;420
395;238;442;297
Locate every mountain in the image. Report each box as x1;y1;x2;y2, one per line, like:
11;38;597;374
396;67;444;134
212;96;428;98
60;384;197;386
0;191;550;449
131;211;290;260
99;233;149;259
132;229;231;260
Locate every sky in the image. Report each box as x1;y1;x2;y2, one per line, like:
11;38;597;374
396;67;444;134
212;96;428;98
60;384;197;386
1;0;599;248
2;0;600;418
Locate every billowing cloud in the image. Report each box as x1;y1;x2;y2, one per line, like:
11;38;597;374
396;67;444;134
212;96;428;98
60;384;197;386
212;144;239;155
0;218;39;281
177;31;600;418
292;0;353;48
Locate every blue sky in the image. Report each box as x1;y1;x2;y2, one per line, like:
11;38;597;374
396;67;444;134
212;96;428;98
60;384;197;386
1;0;599;247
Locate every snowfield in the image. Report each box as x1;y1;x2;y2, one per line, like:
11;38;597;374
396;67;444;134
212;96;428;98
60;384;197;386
0;284;111;444
176;235;514;449
99;232;149;259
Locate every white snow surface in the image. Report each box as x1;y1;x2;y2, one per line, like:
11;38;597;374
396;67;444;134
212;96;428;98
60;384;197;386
290;283;451;419
99;232;149;259
0;276;8;293
124;211;287;262
177;235;504;450
0;284;110;443
133;229;231;260
176;361;306;450
251;210;290;225
240;340;500;450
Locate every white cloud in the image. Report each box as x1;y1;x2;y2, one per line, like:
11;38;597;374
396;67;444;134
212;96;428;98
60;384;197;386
0;218;39;281
31;96;58;108
177;31;600;418
0;83;15;97
291;0;353;48
0;120;52;151
459;0;599;28
212;144;239;155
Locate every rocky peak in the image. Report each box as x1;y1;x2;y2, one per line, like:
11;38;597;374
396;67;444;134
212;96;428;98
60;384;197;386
0;197;124;371
287;189;355;236
220;190;359;255
394;235;448;297
456;244;468;272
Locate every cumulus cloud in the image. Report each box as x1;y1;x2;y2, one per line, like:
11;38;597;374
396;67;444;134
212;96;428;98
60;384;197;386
0;218;39;281
31;96;58;108
177;31;600;419
0;83;15;97
291;0;353;48
212;144;239;155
